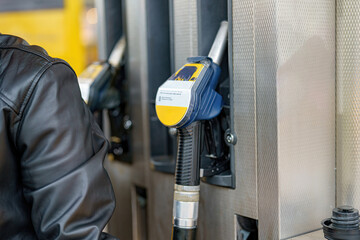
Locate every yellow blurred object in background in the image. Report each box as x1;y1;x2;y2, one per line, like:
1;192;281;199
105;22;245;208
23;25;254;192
0;0;97;75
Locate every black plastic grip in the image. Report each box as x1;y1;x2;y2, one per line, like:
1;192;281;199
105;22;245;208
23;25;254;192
172;226;197;240
175;122;201;186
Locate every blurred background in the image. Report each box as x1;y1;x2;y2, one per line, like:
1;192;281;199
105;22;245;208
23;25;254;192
0;0;98;74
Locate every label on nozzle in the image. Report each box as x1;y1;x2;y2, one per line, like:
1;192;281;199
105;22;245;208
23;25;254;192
156;81;193;127
157;81;193;106
155;63;204;127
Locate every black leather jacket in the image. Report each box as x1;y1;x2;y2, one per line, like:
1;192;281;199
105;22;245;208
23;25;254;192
0;34;117;239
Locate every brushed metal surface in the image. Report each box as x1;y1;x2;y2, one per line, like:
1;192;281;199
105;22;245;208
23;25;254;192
172;0;198;70
147;171;174;240
106;161;133;239
124;0;150;187
95;0;107;61
336;0;360;211
255;0;335;239
255;1;279;238
232;0;258;220
107;0;150;238
291;230;325;240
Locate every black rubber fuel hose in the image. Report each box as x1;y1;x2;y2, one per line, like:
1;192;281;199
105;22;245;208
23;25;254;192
172;226;197;240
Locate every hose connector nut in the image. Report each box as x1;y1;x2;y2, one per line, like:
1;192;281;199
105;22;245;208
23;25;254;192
225;129;237;145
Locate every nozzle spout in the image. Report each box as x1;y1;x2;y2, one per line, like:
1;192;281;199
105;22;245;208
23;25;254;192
208;21;228;66
108;36;126;69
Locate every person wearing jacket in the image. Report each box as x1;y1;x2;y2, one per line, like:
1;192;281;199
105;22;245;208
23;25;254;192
0;34;118;240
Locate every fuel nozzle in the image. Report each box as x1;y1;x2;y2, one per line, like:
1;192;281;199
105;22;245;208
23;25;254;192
155;21;228;240
322;206;360;240
79;36;126;112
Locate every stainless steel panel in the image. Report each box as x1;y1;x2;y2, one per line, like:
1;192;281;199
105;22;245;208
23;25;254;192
107;0;150;238
124;0;150;187
147;171;174;240
255;0;335;239
172;0;198;70
336;0;360;211
291;230;325;240
106;161;133;239
232;0;258;219
198;186;239;240
256;1;279;238
95;0;107;60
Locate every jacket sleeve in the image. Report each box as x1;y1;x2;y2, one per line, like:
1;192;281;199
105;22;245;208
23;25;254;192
16;62;118;240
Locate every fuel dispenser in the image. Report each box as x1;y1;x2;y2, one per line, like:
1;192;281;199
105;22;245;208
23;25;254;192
78;36;132;162
155;21;228;240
